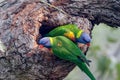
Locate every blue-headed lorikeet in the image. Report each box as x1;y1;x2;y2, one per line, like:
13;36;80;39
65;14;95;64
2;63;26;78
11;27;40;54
38;36;95;80
46;24;91;46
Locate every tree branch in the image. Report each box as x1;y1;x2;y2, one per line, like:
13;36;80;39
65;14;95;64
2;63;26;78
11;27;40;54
63;0;120;27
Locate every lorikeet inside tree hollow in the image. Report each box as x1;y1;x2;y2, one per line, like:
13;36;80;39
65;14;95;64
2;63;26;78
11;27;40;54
38;36;96;80
46;24;91;46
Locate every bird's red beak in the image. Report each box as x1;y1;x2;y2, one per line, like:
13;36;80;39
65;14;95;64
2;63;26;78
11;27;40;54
39;45;44;48
86;43;90;46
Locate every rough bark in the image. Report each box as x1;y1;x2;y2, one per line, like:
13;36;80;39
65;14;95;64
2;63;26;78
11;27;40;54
45;0;120;27
62;0;120;27
0;0;120;80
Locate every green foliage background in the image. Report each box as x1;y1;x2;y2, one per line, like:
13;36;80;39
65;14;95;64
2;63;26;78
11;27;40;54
64;23;120;80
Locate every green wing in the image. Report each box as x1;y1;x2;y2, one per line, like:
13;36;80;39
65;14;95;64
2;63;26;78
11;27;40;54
51;36;95;80
53;44;78;61
47;24;79;37
59;24;77;30
52;36;89;64
60;24;80;36
52;37;80;62
57;36;84;55
47;27;75;41
47;27;69;36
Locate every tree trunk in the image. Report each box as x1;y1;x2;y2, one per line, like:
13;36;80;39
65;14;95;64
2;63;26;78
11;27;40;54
0;0;119;80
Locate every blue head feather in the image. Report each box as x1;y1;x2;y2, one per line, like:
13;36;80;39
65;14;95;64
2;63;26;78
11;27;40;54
38;37;51;48
77;32;91;44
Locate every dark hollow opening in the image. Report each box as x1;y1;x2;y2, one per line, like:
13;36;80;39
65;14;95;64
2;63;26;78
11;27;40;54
39;21;57;37
37;21;59;44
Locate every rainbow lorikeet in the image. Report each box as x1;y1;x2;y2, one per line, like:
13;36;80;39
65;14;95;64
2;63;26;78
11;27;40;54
38;36;95;80
46;24;91;46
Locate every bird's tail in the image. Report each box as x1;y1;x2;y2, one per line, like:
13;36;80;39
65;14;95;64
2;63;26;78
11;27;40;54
75;60;96;80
